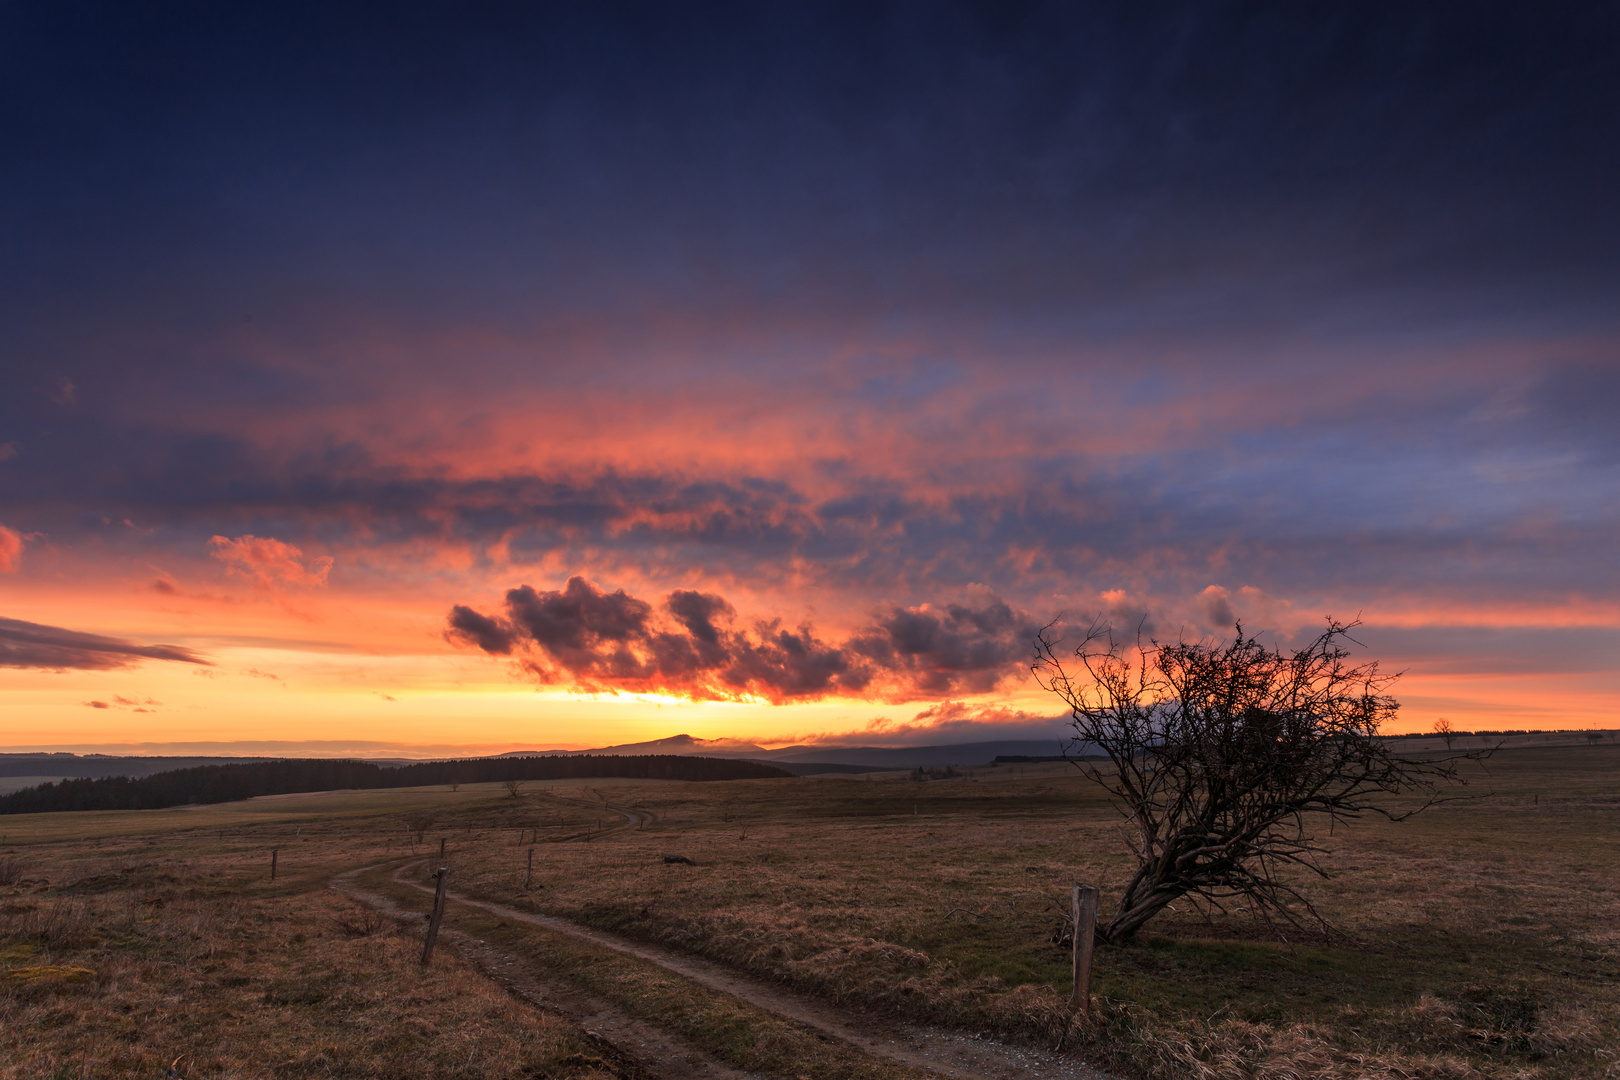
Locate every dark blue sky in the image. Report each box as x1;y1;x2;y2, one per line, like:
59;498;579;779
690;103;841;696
8;2;1617;336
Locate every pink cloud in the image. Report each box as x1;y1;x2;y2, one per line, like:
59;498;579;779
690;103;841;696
863;699;1041;738
209;534;332;588
0;524;22;572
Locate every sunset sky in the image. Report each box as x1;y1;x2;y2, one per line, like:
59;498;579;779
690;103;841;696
3;3;1617;755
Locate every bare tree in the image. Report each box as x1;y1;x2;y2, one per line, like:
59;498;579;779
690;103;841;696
502;779;524;799
1034;618;1484;945
405;812;435;843
1432;716;1455;750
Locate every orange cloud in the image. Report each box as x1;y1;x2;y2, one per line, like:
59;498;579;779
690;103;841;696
209;534;332;588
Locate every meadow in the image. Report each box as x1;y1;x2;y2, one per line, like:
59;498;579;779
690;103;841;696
3;748;1617;1079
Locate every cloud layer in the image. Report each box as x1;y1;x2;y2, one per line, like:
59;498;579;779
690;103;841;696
0;617;210;671
0;6;1617;737
449;577;1038;704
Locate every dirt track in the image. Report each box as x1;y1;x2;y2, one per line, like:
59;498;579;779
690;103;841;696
332;860;1114;1080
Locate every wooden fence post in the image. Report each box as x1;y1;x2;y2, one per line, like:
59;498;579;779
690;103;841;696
524;847;534;889
1071;883;1099;1010
438;837;446;859
270;848;278;881
421;867;449;966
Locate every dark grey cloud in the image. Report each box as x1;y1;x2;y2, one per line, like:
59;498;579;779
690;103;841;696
666;589;733;645
848;596;1041;696
0;616;210;671
445;605;515;655
505;579;654;659
1198;586;1236;630
448;577;1036;703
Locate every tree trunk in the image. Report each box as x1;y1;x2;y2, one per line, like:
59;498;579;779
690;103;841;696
1103;899;1168;943
1101;881;1183;943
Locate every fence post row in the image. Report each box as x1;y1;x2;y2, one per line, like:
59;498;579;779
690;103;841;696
1072;883;1099;1011
421;867;449;966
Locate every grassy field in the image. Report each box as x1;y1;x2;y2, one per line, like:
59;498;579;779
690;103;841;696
0;806;636;1079
4;750;1618;1078
0;783;530;845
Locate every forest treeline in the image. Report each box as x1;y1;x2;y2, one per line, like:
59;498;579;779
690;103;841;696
0;754;276;779
0;755;790;814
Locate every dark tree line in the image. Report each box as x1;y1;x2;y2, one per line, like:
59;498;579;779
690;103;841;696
0;754;276;779
0;755;789;815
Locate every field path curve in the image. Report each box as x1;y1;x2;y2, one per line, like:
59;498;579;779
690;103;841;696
536;792;655;842
332;860;1114;1080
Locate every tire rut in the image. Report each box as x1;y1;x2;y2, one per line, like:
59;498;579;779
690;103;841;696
332;864;764;1080
333;861;1115;1080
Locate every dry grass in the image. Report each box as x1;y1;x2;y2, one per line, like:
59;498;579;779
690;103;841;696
432;748;1620;1079
0;783;523;845
0;855;23;886
3;747;1616;1079
0;841;627;1079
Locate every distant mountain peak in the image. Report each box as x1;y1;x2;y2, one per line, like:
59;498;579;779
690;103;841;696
569;733;770;756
